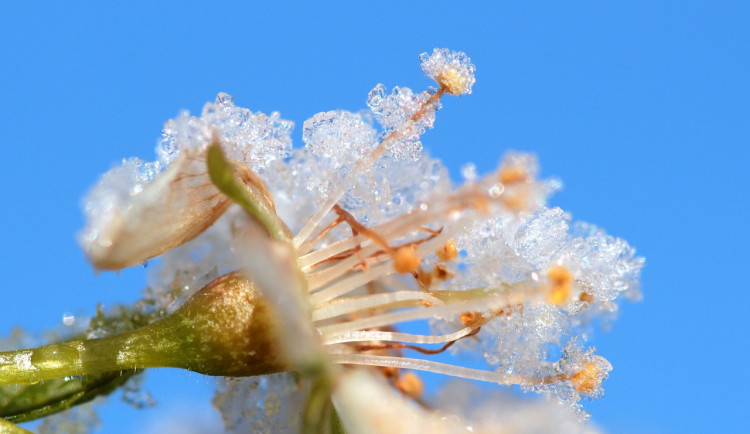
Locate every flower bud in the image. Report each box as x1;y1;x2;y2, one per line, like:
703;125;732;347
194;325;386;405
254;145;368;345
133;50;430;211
0;272;288;386
129;271;288;376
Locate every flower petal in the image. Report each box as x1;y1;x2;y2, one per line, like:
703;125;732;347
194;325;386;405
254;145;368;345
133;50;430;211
81;150;229;270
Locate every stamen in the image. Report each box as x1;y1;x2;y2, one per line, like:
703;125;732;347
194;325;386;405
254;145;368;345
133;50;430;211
395;371;424;399
307;243;388;291
392;246;421;274
309;262;394;306
329;353;532;385
317;295;512;338
297;214;344;256
322;326;477;346
435;240;458;262
293;88;445;248
312;291;443;322
333;205;391;251
547;266;574;305
499;166;530;185
299;189;485;271
570;355;610;396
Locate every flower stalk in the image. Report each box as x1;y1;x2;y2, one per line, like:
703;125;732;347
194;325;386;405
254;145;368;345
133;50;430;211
0;272;287;386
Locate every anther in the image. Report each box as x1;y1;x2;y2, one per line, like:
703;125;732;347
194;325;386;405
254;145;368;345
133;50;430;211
393;246;421;274
395;371;424;399
547;265;574;305
437;69;469;96
570;356;608;396
499;166;530;185
436;240;458;262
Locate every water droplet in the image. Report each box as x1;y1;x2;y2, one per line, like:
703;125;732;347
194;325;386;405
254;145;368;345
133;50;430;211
488;184;504;198
62;313;75;326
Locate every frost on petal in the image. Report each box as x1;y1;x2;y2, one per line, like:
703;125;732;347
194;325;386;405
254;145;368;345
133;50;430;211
213;373;307;433
333;369;471;434
436;382;600;434
419;48;476;96
303;110;377;162
158;93;293;172
80;150;231;270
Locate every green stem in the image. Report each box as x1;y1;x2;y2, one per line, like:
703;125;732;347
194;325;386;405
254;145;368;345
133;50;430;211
1;370;138;423
0;272;288;386
0;417;32;434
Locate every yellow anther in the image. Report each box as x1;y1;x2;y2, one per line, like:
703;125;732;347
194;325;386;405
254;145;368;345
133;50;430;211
436;240;458;262
459;311;482;327
392;246;421;274
570;356;607;396
547;265;574;305
499;166;529;185
437;69;469;96
396;371;424;399
501;189;530;212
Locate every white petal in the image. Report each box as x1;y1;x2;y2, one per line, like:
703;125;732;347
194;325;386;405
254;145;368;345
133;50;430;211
332;369;470;434
82;150;229;270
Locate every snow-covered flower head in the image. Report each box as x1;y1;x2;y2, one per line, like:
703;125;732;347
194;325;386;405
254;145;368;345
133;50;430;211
71;48;641;433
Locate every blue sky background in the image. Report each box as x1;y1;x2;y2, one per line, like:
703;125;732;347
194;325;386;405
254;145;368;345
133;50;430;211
1;2;748;433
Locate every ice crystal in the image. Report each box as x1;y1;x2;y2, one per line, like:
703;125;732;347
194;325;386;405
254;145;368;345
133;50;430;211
212;373;308;433
367;84;437;160
159;92;293;170
419;48;476;96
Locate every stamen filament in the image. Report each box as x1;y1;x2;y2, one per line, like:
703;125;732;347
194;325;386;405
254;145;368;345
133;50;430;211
309;262;394;306
318;296;511;338
330;353;536;385
323;326;477;346
293;88;445;248
312;291;443;322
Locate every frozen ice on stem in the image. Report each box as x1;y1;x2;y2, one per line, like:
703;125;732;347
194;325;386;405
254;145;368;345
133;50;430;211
367;84;438;160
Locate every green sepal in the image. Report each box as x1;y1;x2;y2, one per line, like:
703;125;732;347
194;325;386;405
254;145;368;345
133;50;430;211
329;403;347;434
0;370;139;424
301;375;333;434
206;142;290;242
0;417;32;434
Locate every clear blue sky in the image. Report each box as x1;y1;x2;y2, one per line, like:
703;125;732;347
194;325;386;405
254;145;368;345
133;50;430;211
1;2;748;433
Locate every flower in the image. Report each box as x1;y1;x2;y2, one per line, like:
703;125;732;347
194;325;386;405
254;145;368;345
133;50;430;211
73;48;642;432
